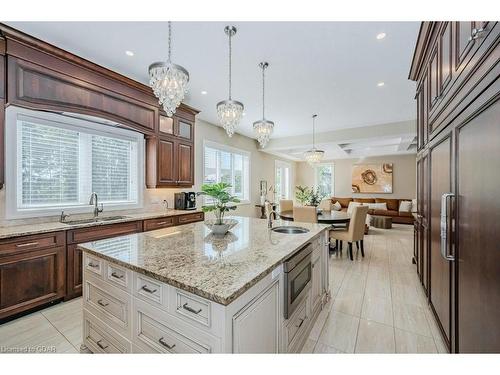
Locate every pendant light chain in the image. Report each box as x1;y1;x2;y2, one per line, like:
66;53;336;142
262;64;265;119
228;31;232;100
312;114;317;148
168;21;172;63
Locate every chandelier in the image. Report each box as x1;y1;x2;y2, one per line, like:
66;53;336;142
304;114;325;164
217;26;244;137
253;62;274;148
148;21;189;117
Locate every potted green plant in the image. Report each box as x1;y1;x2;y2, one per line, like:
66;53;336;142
197;182;240;235
295;185;311;205
309;187;324;207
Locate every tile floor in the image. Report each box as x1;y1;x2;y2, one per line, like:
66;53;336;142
0;224;447;354
302;224;448;354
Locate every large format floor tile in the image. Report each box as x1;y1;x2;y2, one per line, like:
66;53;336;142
0;224;447;354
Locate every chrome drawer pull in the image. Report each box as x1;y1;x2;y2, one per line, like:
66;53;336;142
16;242;39;248
88;262;99;268
141;285;157;294
296;318;305;329
158;337;176;350
96;340;109;350
97;299;109;307
182;303;202;314
111;272;124;279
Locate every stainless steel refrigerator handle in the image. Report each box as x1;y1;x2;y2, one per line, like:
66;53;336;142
440;193;455;261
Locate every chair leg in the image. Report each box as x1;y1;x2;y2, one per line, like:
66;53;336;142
339;241;343;253
356;241;360;250
360;240;365;257
348;242;353;261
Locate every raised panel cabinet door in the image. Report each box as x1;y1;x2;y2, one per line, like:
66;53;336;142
456;99;500;353
232;281;280;353
175;118;193;141
439;22;452;92
429;47;440;110
0;246;66;319
176;141;194;186
158;138;176;185
66;244;83;299
159;115;174;135
429;134;453;348
455;22;475;70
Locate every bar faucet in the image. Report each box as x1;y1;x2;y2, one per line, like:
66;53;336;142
266;203;278;229
89;192;103;219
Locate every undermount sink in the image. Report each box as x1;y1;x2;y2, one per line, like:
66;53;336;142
63;216;129;225
271;226;309;234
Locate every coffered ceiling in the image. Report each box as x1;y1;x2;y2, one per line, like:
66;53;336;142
5;21;420;158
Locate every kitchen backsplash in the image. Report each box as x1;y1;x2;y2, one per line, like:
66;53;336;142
0;187;191;228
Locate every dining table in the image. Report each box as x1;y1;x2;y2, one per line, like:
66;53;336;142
278;210;351;224
278;210;351;253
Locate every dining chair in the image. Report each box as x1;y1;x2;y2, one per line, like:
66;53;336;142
329;205;369;261
279;199;293;212
293;206;318;223
318;198;332;211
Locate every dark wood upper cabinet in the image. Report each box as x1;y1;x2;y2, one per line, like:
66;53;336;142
439;22;452;92
456;22;475;70
158;138;176;185
177;141;194;186
159;115;174;135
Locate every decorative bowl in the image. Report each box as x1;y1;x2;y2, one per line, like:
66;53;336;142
204;219;238;235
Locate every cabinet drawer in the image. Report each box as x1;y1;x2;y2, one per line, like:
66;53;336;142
105;262;131;292
174;289;211;328
286;300;308;346
133;302;212;353
83;253;104;278
84;310;131;353
0;232;65;254
84;276;131;337
143;217;175;232
67;221;142;244
176;212;204;225
134;273;167;309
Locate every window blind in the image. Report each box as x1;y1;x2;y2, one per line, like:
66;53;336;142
21;121;79;206
92;135;131;202
203;143;250;202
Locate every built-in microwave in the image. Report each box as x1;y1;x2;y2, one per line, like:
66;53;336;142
283;243;313;319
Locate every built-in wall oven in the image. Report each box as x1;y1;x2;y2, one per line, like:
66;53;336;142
283;243;313;319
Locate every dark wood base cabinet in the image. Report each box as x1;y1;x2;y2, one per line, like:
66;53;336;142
410;21;500;353
0;232;66;321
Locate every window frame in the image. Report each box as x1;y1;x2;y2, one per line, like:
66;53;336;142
202;140;251;206
5;106;144;219
314;162;335;197
275;160;293;201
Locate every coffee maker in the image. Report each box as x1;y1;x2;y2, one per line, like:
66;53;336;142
174;192;196;210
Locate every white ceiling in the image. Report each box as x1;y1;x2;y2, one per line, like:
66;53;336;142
6;21;419;142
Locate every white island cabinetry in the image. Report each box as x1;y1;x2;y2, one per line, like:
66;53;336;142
79;217;330;353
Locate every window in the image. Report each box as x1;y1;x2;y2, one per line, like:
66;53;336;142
203;141;250;204
275;160;292;201
6;107;143;218
315;163;334;197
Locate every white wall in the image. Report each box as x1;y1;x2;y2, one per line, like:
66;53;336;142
0;118;296;226
296;154;416;199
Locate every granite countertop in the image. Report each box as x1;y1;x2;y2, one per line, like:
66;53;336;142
0;209;203;240
78;216;329;306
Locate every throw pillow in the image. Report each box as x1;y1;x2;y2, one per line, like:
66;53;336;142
332;201;342;211
399;200;412;213
367;203;387;210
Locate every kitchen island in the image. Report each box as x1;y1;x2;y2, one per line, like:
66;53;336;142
77;216;330;353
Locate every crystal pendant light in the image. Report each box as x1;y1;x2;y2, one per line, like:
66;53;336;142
253;62;274;148
304;114;325;164
217;26;244;137
148;21;189;117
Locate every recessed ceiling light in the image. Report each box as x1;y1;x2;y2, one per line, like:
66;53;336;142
125;50;134;56
242;112;246;116
377;82;385;87
376;33;386;40
201;90;208;95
